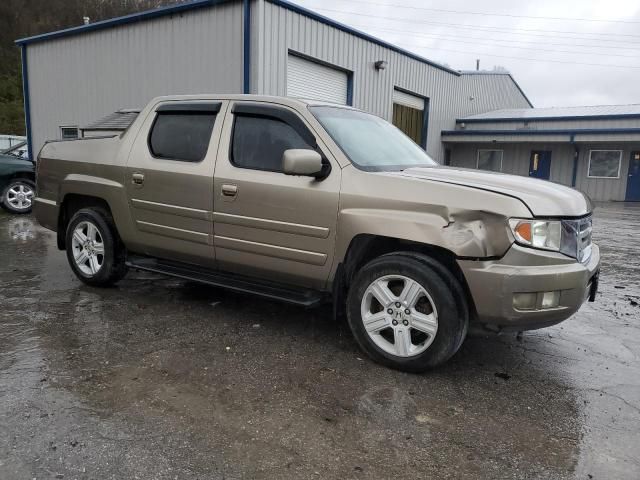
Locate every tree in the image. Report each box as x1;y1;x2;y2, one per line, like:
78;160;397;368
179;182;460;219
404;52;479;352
0;0;175;135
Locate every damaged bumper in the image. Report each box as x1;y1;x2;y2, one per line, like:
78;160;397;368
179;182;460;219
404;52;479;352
458;243;600;331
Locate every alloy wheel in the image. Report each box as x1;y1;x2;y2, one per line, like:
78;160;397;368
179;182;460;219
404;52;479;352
71;221;105;276
6;183;34;212
360;274;438;357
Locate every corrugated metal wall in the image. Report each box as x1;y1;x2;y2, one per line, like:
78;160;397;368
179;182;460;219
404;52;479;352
449;141;638;201
252;0;531;162
27;1;244;155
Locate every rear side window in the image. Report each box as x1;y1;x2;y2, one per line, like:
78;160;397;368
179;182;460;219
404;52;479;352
149;112;216;162
231;115;314;172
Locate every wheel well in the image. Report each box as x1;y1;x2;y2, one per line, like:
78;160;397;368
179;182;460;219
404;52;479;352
6;171;35;184
336;234;478;321
57;194;112;250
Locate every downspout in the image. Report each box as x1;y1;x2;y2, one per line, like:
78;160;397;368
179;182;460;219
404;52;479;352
570;134;579;188
243;0;251;94
20;45;33;161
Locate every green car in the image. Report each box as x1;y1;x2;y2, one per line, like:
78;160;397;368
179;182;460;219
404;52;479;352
0;151;35;214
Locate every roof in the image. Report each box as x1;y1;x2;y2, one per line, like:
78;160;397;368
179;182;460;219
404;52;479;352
81;109;141;131
459;104;640;123
458;70;533;108
15;0;229;46
14;0;459;76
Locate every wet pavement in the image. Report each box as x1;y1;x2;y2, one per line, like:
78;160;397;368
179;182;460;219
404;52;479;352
0;203;638;480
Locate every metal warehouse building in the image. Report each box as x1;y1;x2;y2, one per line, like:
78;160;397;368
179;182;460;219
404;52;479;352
17;0;639;202
15;0;530;164
443;105;640;201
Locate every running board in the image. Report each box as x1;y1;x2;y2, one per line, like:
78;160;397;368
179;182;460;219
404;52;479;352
126;256;326;308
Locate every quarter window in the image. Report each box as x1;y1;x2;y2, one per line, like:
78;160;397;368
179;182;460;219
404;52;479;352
231;115;314;172
588;150;621;178
149;112;216;162
477;149;503;172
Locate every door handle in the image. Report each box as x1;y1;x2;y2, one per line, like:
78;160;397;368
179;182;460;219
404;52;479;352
221;184;238;197
132;173;145;185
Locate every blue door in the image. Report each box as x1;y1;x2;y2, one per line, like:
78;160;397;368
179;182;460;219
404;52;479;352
626;152;640;201
529;151;552;180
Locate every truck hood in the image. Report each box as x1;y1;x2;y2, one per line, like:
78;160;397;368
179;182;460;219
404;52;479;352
393;166;592;217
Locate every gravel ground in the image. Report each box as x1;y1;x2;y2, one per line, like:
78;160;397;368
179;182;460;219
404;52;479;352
0;202;638;480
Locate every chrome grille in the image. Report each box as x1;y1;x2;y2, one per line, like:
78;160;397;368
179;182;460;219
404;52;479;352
577;215;593;263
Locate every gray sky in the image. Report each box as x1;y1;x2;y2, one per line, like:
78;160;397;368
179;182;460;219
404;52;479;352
293;0;640;108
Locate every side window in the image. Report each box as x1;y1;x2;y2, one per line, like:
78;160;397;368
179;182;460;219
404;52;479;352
231;115;314;172
149;112;216;162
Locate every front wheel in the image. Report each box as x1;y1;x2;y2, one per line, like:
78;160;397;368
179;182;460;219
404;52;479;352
347;252;468;372
65;208;127;287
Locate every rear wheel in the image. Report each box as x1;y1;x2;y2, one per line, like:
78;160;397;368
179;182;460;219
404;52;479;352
65;208;127;286
2;179;35;214
347;252;468;372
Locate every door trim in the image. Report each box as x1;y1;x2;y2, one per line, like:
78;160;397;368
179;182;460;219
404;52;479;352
131;198;210;221
214;235;328;266
213;212;330;238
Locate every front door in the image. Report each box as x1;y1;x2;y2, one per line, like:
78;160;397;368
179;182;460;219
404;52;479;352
124;100;226;267
529;151;552;179
213;101;340;290
626;151;640;201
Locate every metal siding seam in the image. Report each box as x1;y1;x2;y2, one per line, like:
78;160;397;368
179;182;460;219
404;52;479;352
243;0;251;93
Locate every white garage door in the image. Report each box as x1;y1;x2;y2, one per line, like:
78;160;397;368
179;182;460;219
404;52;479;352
392;89;425;110
287;55;348;105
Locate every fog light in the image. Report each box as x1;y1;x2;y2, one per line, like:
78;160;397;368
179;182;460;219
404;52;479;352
541;291;560;309
513;293;537;310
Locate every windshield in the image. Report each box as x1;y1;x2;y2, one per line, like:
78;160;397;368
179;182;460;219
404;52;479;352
309;106;437;171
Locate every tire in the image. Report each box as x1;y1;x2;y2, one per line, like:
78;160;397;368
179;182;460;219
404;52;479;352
65;207;128;287
1;179;35;214
346;252;469;372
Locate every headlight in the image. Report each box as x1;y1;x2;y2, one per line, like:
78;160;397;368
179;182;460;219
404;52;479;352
509;217;592;261
509;219;562;251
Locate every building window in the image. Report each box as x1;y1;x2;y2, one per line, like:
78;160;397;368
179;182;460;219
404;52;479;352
60;126;79;140
588;150;622;178
231;115;314;172
148;111;216;162
477;149;503;172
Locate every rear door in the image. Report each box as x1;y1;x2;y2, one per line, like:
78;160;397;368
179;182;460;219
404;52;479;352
212;101;341;290
125;101;226;266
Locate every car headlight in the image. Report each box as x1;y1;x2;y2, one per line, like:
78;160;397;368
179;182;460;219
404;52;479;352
509;219;562;251
509;217;592;261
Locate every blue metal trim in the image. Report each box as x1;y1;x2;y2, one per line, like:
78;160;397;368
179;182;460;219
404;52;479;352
442;128;640;136
243;0;250;94
346;73;354;106
421;97;430;150
457;113;640;124
268;0;459;76
15;0;227;45
570;134;579;188
20;45;33;162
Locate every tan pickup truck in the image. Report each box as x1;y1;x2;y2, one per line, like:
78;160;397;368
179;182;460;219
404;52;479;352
33;95;600;372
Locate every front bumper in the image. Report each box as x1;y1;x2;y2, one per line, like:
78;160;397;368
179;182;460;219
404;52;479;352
458;243;600;331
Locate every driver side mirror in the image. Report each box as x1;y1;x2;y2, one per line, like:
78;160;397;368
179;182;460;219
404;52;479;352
282;149;328;178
